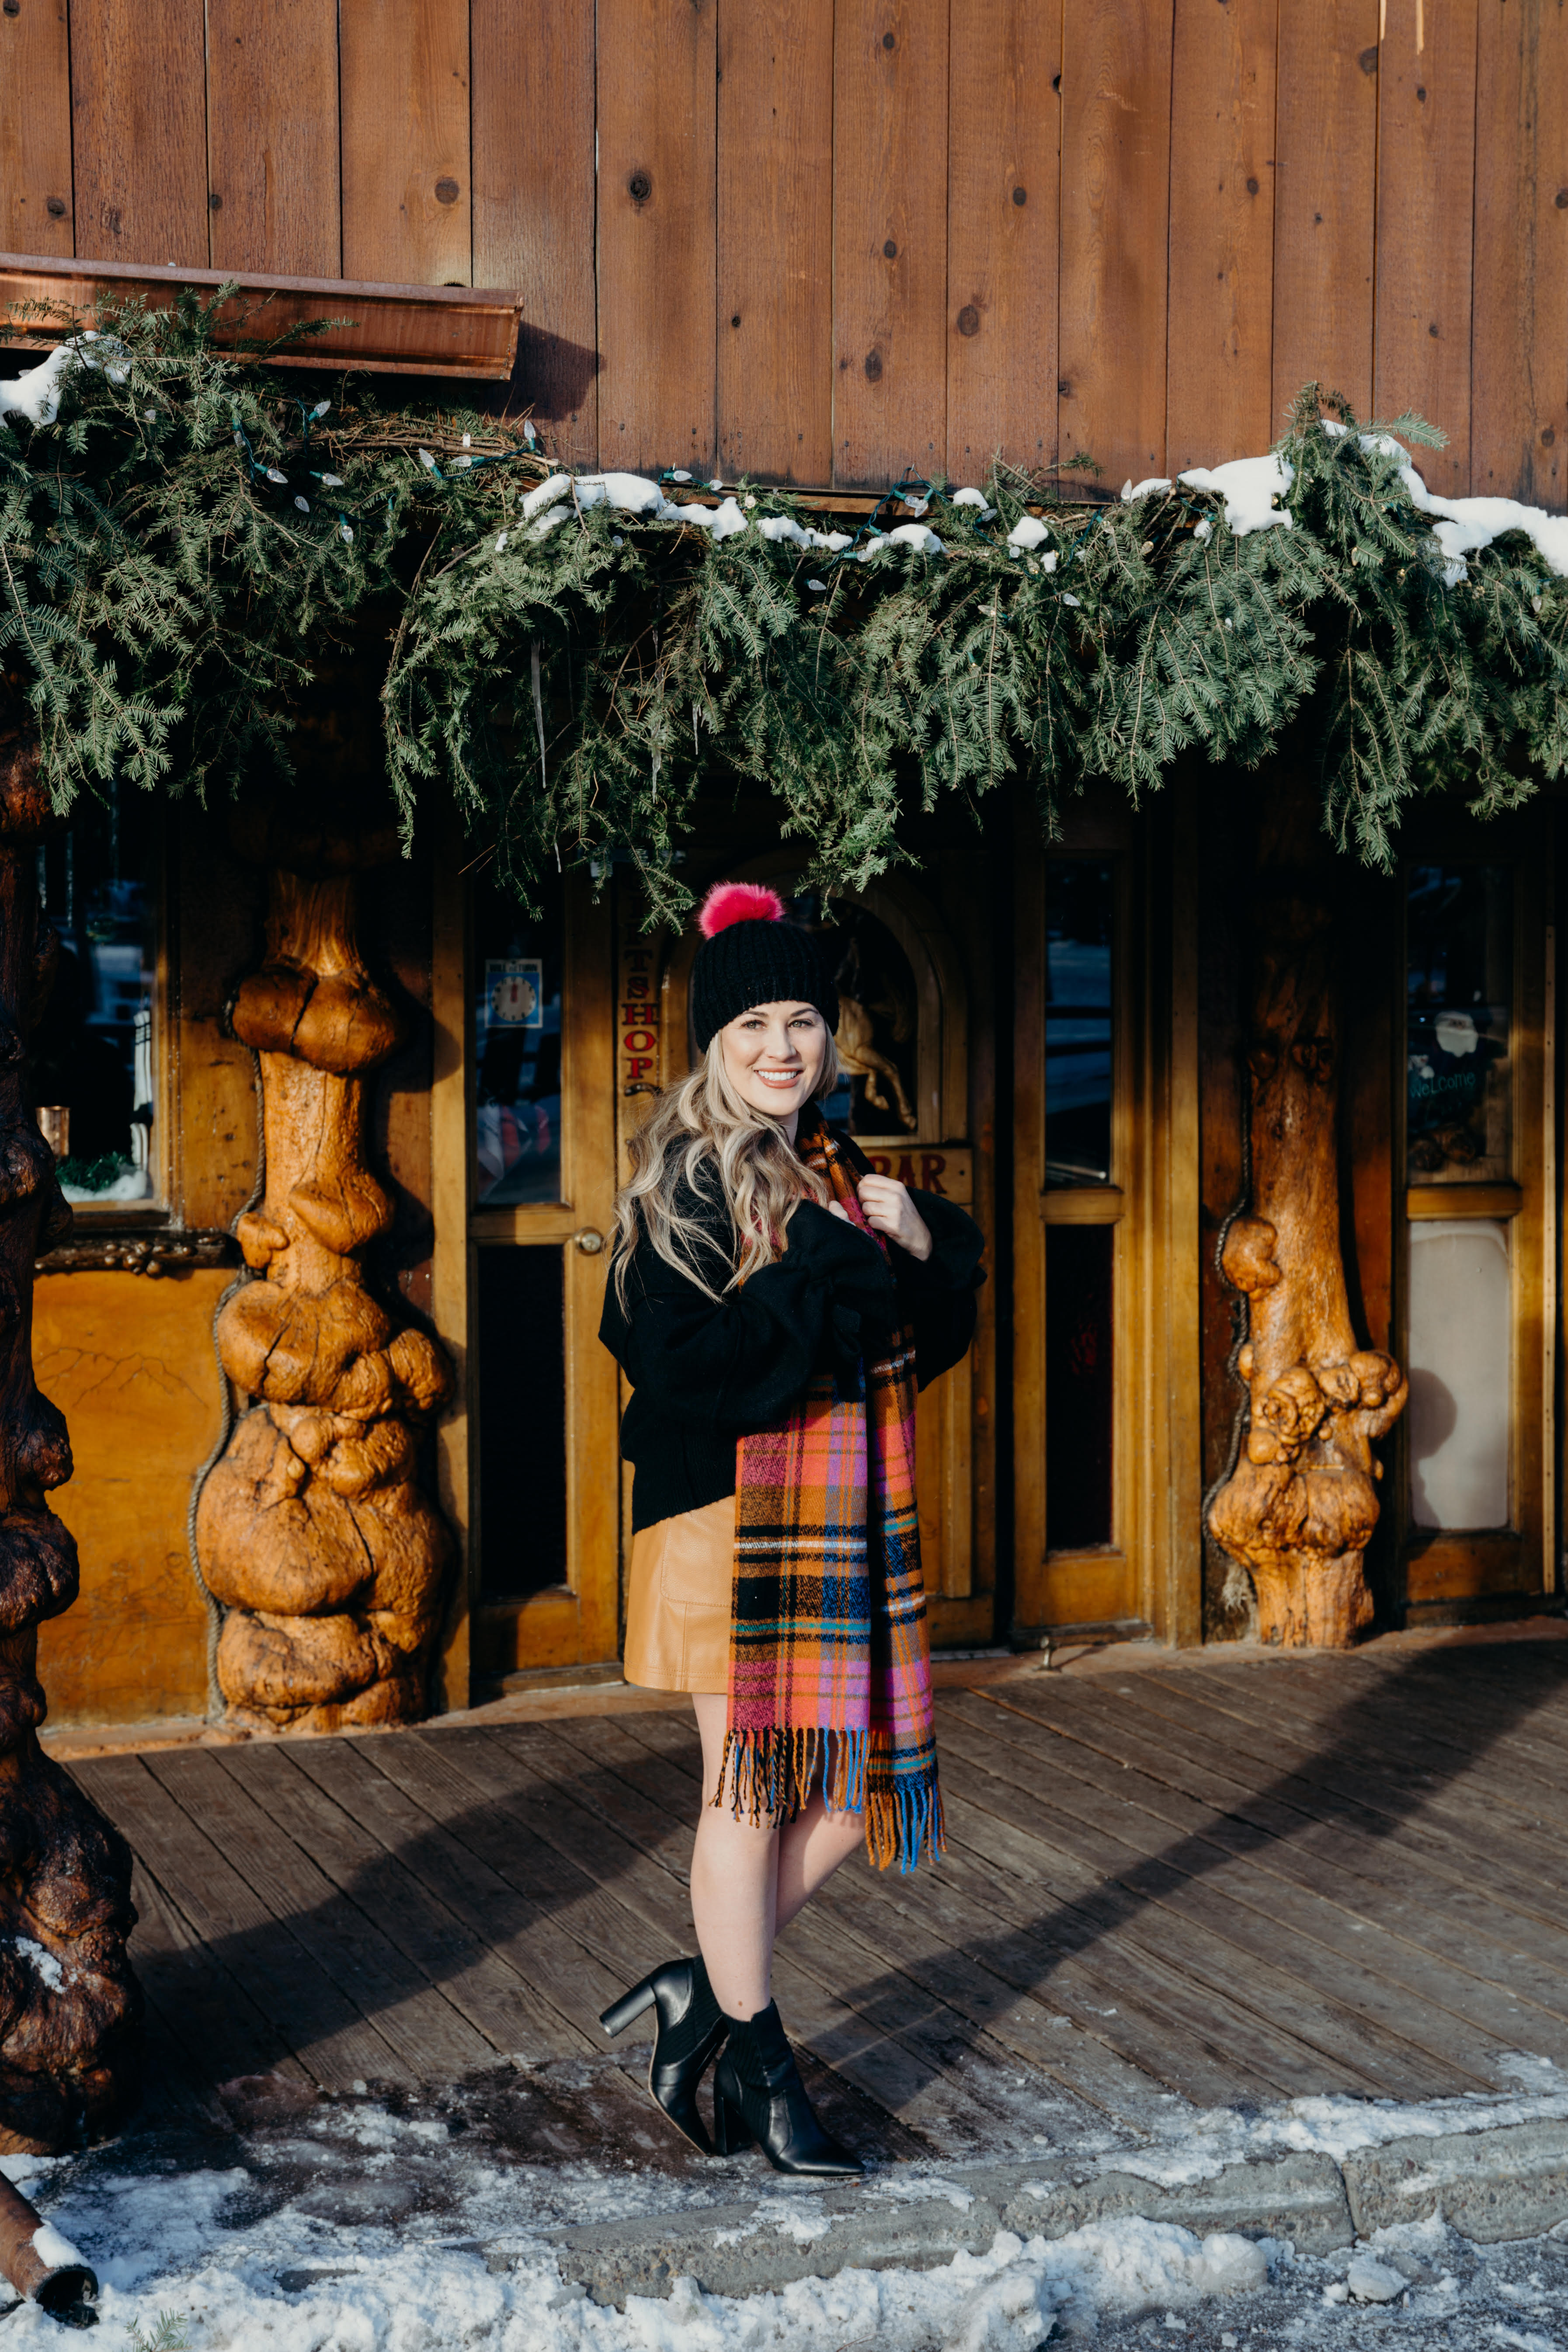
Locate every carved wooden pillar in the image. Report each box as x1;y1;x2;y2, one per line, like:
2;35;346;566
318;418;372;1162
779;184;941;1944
0;729;139;2150
1208;800;1408;1646
195;842;453;1730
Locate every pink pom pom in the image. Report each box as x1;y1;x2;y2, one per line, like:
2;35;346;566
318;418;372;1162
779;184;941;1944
697;881;786;939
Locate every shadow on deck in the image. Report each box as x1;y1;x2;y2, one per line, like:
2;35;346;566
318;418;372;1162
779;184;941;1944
68;1632;1568;2167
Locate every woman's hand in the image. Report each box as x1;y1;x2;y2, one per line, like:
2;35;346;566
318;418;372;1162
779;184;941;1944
855;1175;932;1261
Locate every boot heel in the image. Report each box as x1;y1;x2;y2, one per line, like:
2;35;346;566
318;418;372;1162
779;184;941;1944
599;1976;656;2038
712;2085;751;2157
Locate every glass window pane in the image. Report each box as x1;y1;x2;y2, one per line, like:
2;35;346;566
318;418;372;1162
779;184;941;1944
34;783;159;1206
478;1247;567;1596
1046;1224;1114;1549
819;905;920;1139
1408;1218;1511;1530
474;876;564;1206
1407;864;1512;1183
1046;860;1113;1186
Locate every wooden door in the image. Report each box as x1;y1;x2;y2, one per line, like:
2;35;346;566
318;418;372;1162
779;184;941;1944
1012;789;1202;1648
1396;811;1558;1621
440;864;620;1694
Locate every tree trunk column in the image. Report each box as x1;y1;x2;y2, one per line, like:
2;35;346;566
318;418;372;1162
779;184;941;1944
195;858;453;1730
1208;873;1408;1646
0;732;139;2151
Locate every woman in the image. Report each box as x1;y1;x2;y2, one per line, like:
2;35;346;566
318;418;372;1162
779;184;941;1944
597;881;984;2177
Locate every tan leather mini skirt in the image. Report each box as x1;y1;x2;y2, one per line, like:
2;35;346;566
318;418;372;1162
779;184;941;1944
622;1494;735;1693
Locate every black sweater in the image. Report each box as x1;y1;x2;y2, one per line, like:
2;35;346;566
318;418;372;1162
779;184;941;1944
599;1154;986;1532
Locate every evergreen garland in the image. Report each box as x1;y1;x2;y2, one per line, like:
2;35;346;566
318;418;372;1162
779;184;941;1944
0;288;1563;916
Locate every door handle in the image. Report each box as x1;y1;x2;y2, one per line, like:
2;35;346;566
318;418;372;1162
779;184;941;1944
572;1227;605;1255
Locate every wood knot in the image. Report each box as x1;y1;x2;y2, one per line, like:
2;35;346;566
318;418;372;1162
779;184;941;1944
1247;1364;1329;1464
1221;1215;1281;1295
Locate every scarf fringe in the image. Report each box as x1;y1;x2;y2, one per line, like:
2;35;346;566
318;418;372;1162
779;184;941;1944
714;1726;945;1874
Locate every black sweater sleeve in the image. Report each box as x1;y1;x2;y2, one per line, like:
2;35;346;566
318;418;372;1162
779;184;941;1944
599;1197;897;1431
889;1186;986;1390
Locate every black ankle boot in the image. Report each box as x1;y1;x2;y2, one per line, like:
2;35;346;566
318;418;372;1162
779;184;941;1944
600;1955;727;2151
712;2001;862;2177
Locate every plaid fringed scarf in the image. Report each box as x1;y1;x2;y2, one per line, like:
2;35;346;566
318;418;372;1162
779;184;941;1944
716;1110;943;1872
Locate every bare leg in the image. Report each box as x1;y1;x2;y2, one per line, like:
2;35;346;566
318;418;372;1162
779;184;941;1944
776;1793;864;1932
689;1693;778;2018
689;1694;864;2017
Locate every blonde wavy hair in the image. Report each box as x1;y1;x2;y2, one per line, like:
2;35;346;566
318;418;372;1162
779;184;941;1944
612;1027;842;1306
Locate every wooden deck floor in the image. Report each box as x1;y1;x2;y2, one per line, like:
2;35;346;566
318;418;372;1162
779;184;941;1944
73;1634;1568;2163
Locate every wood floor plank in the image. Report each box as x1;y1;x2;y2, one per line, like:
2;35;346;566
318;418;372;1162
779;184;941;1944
128;1860;309;2095
1137;1665;1568;1877
148;1748;488;2083
73;1755;404;2088
297;1733;627;2052
931;1738;1488;2098
1083;1670;1568;1929
1190;1651;1568;1785
78;1647;1568;2128
946;1688;1568;2061
277;1739;590;2059
219;1742;562;2067
980;1678;1568;2008
609;1711;1337;2109
1205;1653;1568;1801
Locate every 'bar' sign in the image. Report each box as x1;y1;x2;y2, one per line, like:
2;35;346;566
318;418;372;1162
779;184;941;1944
862;1148;972;1204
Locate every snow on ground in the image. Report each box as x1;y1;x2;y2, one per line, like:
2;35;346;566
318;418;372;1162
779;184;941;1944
4;2063;1568;2349
1102;2053;1568;2185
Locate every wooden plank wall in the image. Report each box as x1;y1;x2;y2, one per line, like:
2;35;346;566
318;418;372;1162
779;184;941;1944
2;0;1566;499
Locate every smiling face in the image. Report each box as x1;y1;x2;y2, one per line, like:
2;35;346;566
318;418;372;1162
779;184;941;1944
718;999;831;1138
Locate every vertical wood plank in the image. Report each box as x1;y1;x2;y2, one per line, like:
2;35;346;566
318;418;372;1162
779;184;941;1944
832;0;951;491
597;0;717;477
70;0;210;267
0;0;74;257
473;0;598;467
1059;0;1175;488
1165;0;1279;474
717;0;834;485
340;0;471;286
207;0;340;278
1272;0;1380;429
1471;0;1568;504
1373;0;1481;496
945;0;1060;484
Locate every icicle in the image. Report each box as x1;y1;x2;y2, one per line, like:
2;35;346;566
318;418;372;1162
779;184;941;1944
530;641;549;800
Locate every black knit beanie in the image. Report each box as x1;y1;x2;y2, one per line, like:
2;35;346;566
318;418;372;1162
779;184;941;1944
690;883;839;1052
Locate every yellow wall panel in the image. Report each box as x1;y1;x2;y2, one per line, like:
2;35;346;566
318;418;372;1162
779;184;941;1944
34;1269;227;1726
